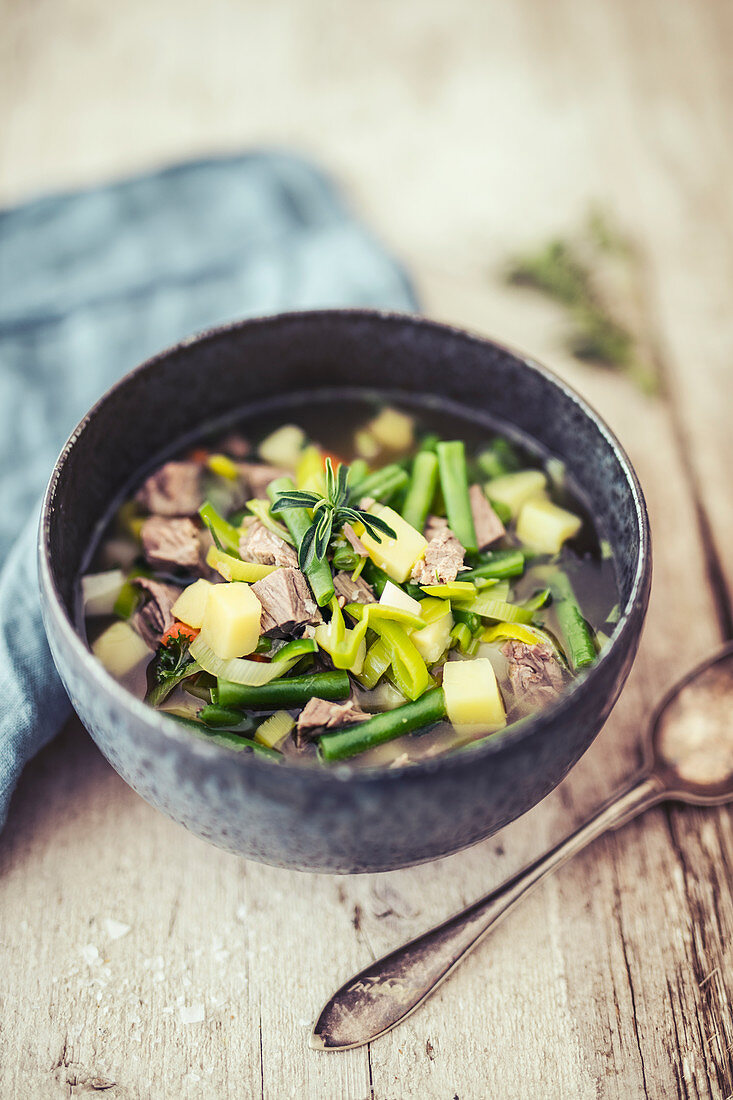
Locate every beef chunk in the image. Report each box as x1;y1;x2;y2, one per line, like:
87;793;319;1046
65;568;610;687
296;697;368;745
469;484;505;550
239;521;297;567
424;514;449;541
251;568;323;636
136;461;202;516
333;572;377;606
502;640;566;708
220;432;251;459
132;577;179;649
141;516;201;571
411;520;465;585
236;462;289;500
343;523;368;557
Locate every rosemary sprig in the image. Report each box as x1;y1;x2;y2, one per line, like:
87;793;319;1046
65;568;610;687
271;459;396;572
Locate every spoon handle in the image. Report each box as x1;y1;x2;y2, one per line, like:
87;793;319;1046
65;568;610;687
311;773;663;1051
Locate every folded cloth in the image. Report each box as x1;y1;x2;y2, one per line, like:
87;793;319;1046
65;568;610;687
0;152;417;830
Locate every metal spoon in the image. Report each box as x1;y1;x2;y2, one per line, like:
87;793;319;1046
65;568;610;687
311;643;733;1051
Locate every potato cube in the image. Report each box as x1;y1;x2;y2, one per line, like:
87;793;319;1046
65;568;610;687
412;597;453;665
443;657;506;734
259;424;306;469
367;407;414;451
199;582;262;659
92;621;151;679
516;497;582;555
172;579;214;629
486;470;547;517
360;504;427;583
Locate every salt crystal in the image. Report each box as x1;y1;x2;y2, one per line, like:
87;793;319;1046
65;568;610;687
81;944;100;965
179;1003;205;1025
236;904;247;923
105;918;131;941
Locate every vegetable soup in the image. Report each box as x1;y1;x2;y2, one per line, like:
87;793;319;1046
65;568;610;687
81;396;619;767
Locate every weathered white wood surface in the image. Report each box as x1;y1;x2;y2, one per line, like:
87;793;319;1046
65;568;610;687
1;1;732;1097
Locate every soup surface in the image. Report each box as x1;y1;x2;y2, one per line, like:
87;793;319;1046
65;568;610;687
82;395;619;767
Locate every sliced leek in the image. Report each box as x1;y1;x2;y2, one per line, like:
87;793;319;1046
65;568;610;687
454;593;533;624
190;635;305;686
255;710;295;749
206;545;276;582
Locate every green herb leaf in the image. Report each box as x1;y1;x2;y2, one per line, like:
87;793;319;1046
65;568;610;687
271;461;397;569
156;633;193;684
298;522;318;572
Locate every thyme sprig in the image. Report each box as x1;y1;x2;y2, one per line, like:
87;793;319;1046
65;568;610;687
271;459;396;572
505;209;660;395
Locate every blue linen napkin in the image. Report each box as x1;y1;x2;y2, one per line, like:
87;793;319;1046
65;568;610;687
0;152;417;830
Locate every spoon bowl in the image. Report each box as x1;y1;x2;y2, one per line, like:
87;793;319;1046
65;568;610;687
313;643;733;1050
650;643;733;804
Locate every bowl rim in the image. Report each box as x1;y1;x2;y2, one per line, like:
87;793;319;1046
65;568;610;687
39;307;651;787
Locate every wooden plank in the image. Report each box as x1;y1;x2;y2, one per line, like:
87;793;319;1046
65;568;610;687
1;0;732;1097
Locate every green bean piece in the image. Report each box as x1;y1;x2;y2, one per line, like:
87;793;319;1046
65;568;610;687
401;451;439;532
332;543;361;571
165;713;279;757
418;432;441;453
247;740;284;761
436;441;478;553
350;464;410;504
204;728;282;758
460;550;526;581
199;705;258;731
217;669;350;710
550;572;597;670
347;458;370;487
475;437;522;479
268;477;334;607
319;688;447;762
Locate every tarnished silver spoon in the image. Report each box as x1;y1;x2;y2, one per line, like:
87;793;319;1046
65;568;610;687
311;643;733;1051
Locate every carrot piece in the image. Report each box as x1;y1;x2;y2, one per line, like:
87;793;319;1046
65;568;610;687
160;622;199;646
321;449;345;469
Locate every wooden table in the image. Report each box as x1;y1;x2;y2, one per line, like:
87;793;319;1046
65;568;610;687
1;1;732;1096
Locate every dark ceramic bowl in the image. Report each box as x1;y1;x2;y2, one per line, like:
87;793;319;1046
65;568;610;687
39;310;651;873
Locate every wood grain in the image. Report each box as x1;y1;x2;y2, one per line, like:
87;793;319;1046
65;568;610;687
1;0;731;1097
